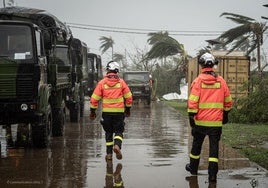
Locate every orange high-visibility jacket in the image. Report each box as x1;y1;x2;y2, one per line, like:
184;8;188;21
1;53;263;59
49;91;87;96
188;67;233;127
90;73;132;113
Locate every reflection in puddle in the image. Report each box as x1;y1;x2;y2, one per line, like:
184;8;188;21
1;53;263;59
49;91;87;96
0;124;26;158
105;162;124;188
0;124;31;159
0;125;7;158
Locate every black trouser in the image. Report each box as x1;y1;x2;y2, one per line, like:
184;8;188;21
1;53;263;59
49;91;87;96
102;113;125;154
190;126;222;176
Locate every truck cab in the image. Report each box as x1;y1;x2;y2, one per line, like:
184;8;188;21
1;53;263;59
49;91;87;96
0;20;47;122
0;6;74;147
87;53;103;96
123;71;152;105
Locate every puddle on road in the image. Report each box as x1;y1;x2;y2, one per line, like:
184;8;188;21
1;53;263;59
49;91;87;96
128;102;253;171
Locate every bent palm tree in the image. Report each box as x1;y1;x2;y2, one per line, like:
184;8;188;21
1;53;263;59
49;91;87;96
146;31;183;59
99;36;114;59
146;32;189;94
218;12;268;74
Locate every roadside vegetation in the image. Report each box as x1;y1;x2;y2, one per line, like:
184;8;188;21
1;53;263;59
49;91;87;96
164;100;268;170
229;74;268;124
222;123;268;170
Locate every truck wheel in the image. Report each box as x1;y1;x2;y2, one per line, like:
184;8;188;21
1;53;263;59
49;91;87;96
52;102;65;136
32;105;52;148
16;124;30;148
69;102;80;122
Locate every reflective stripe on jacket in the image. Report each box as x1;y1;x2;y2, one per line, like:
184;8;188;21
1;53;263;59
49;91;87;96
187;67;233;127
90;73;133;113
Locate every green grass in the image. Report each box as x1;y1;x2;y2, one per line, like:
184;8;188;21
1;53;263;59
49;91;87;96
164;100;188;116
164;100;268;170
222;123;268;169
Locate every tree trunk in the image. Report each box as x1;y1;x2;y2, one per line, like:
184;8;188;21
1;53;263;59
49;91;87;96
257;35;262;77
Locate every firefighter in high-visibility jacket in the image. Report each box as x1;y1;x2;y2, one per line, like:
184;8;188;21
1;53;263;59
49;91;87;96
90;61;133;161
186;53;233;183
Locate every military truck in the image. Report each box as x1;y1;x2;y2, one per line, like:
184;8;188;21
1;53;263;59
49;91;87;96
0;7;84;147
67;38;89;122
123;71;152;105
87;53;103;97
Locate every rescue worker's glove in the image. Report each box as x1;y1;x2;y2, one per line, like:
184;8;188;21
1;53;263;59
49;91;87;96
90;108;97;120
222;111;229;124
124;107;131;117
188;113;196;127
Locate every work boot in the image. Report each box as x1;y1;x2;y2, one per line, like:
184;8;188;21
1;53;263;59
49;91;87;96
208;162;218;183
185;164;197;175
113;145;122;160
105;154;113;161
185;158;200;175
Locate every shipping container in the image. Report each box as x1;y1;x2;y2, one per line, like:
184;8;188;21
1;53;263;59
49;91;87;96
187;51;250;100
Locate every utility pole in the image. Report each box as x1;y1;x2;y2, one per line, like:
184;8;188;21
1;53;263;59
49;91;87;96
3;0;6;8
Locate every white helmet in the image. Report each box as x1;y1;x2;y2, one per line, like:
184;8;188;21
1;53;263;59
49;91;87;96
198;53;217;67
106;61;120;72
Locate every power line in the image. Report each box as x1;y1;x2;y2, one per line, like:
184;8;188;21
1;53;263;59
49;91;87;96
69;25;150;35
67;22;223;33
67;24;222;36
67;22;268;36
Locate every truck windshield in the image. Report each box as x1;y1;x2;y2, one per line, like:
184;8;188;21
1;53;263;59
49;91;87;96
55;46;70;65
0;25;33;60
125;73;149;82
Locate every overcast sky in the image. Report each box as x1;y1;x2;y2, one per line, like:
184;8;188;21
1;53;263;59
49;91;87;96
3;0;268;62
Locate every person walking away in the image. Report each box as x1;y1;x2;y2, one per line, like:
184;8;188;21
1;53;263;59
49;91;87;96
89;61;133;161
185;53;233;183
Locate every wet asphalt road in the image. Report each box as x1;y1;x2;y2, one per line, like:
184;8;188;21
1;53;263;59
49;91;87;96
0;100;267;188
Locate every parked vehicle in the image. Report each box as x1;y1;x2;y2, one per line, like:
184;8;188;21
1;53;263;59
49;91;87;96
0;7;87;147
87;53;103;97
123;71;152;105
67;38;89;122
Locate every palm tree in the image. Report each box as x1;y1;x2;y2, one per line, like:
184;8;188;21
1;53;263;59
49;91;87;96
99;36;114;59
145;32;189;95
218;12;268;75
146;31;189;74
146;31;183;59
147;31;169;45
113;53;124;63
113;53;127;71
